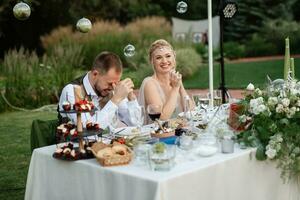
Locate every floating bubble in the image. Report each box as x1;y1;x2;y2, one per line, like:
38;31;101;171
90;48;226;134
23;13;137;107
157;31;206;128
13;2;31;20
76;18;92;33
124;44;135;57
176;1;188;14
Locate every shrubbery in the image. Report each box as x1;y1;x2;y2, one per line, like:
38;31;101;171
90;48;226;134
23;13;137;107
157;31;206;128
1;16;204;111
1;45;84;111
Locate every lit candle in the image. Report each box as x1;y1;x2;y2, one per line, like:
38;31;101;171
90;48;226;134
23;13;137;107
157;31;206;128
284;38;290;80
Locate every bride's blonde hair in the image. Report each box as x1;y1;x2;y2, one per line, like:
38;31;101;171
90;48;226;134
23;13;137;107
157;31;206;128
148;39;175;63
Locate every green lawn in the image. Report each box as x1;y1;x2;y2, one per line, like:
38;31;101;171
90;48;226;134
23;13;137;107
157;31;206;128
0;111;56;200
183;58;300;89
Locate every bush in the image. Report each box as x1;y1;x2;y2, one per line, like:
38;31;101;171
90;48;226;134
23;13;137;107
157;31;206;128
40;17;172;69
260;19;300;54
224;42;246;59
1;44;84;110
175;47;203;78
244;34;278;57
2;48;54;109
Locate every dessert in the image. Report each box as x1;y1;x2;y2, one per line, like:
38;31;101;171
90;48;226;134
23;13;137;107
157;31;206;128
151;121;175;138
86;120;101;131
53;141;96;161
74;99;94;112
62;101;71;111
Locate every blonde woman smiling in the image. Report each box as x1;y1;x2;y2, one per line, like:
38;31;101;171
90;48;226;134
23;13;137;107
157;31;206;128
138;39;194;123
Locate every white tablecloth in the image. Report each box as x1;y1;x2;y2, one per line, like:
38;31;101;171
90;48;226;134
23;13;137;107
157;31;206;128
25;145;299;200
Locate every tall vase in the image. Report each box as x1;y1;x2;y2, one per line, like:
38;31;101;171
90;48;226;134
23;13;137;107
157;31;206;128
284;38;291;80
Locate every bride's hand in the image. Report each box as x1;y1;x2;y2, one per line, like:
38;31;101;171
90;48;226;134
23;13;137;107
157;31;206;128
169;70;182;89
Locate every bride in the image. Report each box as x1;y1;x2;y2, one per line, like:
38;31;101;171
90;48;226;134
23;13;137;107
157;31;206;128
138;39;194;123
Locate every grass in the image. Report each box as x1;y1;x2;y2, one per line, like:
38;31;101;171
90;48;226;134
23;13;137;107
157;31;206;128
0;111;56;200
183;58;300;89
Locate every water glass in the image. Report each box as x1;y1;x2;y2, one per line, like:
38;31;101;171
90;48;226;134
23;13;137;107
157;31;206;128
129;106;145;131
176;133;193;150
109;110;119;137
148;144;176;171
134;143;152;166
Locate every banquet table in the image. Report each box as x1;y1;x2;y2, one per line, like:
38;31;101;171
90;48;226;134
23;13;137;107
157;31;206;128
25;144;299;200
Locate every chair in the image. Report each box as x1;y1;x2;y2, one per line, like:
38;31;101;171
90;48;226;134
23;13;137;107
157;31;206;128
30;119;58;152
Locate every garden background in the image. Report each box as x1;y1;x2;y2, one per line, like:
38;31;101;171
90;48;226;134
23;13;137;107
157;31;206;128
1;0;300;199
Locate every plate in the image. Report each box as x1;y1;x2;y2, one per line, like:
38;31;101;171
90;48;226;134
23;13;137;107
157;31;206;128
114;127;150;137
178;111;202;121
52;147;94;161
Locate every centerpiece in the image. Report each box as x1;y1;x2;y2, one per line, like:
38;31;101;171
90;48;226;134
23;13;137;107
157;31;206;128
232;38;300;182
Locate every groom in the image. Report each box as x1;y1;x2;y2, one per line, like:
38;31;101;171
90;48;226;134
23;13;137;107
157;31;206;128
58;51;139;128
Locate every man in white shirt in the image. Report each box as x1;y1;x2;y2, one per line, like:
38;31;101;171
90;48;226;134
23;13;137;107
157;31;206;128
58;51;139;129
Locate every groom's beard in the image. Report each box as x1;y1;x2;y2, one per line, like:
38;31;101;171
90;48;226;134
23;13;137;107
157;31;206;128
96;88;113;98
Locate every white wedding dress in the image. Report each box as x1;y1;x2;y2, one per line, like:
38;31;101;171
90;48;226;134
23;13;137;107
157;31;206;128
138;76;183;124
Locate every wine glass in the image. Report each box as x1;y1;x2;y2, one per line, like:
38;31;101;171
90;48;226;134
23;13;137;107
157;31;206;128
109;110;119;138
129;106;145;132
192;94;202;111
213;90;222;106
198;95;210;111
147;104;162;122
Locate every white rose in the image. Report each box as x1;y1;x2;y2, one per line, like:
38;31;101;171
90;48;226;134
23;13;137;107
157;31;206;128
255;88;263;96
268;97;278;106
296;99;300;107
276;104;284;113
265;148;277;159
257;104;267;113
256;97;264;105
281;98;290;107
239;115;247;123
246;83;255;91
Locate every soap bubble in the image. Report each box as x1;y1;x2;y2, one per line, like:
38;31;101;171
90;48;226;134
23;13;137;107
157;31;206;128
76;18;92;33
176;1;188;14
13;2;31;20
124;44;135;57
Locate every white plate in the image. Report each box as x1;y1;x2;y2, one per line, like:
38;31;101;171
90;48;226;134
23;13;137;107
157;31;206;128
178;111;202;121
114;127;150;137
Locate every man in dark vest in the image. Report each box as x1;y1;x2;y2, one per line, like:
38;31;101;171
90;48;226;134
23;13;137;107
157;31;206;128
58;51;140;129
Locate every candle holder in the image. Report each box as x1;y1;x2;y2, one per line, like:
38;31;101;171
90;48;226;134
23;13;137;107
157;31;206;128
221;136;234;153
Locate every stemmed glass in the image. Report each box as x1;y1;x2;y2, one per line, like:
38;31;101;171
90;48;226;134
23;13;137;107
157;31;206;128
198;94;210;111
109;109;119;138
129;106;145;132
192;94;202;111
213;90;222;106
147;104;162;122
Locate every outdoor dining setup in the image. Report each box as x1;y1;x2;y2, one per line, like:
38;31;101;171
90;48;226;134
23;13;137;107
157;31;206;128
2;1;300;200
25;74;300;200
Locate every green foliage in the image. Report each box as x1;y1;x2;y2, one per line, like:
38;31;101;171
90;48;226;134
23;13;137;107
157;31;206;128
259;19;300;54
225;0;298;42
244;34;278;57
41;17;172;69
236;77;300;181
175;48;203;78
1;45;84;110
2;48;53;109
47;44;84;94
224;42;246;59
